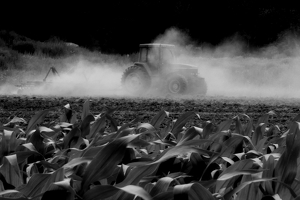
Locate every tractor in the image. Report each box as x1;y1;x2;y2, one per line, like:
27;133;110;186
121;43;207;96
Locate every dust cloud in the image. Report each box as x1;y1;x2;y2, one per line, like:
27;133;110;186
1;58;129;97
2;28;300;99
153;28;300;99
42;61;127;97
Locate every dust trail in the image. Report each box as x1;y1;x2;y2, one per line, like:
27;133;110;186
1;56;130;97
39;59;127;97
153;28;300;99
2;29;300;99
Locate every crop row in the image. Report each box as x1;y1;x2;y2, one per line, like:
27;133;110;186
0;99;300;199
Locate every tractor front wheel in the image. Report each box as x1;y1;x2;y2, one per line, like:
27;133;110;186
166;75;188;94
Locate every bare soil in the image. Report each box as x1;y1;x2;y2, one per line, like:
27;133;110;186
1;95;300;131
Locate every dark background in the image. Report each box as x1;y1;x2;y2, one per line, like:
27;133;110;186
1;1;300;54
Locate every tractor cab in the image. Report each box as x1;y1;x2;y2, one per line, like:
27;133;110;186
138;44;175;72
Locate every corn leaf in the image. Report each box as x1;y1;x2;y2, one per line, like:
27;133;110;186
257;112;273;127
217;119;232;134
294;196;300;200
200;135;244;181
42;178;75;200
110;128;135;143
291;179;300;198
18;174;51;197
160;120;172;139
252;123;265;146
217;169;264;181
81;134;141;191
105;106;119;116
149;177;174;197
176;139;213;147
173;182;215;200
0;190;28;199
236;175;263;200
177;126;203;145
80;114;95;138
40;168;65;194
152;191;173;200
219;134;244;157
150;110;169;130
216;159;254;193
81;145;105;157
275;122;300;197
150;145;213;165
27;129;45;155
234;116;243;135
262;155;275;195
38;127;56;138
83;185;151;200
0;190;22;196
8;129;19;153
66;148;84;161
86;115;106;139
81;99;91;121
244;118;254;137
0;131;8;158
18;168;65;198
63;157;92;169
4;116;27;126
255;136;268;152
60;104;73;123
63;127;81;149
224;177;276;200
276;122;300;182
137;123;156;133
63;157;92;177
0;172;15;190
116;163;159;187
0;196;28;200
70;111;77;125
0;155;22;188
15;151;42;164
171;111;199;137
26;110;49;135
21;143;40;153
106;114;119;132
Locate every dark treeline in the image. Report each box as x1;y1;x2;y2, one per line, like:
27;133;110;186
1;1;300;54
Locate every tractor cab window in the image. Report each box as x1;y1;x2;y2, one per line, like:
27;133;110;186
148;48;160;65
139;48;148;62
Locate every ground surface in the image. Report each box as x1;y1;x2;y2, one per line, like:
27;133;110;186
1;95;300;132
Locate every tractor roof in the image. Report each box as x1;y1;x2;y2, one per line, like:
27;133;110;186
139;43;175;48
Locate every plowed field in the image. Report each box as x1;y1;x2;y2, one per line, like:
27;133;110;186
1;95;300;131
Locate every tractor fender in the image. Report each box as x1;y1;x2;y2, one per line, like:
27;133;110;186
164;72;188;87
134;62;153;76
165;72;188;80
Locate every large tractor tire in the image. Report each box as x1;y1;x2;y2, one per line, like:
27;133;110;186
121;65;151;95
166;75;188;94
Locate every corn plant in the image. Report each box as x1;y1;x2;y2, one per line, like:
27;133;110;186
0;99;300;200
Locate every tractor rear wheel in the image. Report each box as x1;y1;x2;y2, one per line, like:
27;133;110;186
166;75;188;94
121;65;151;95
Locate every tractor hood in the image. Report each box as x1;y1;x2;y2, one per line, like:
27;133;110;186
172;63;198;69
170;63;199;74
